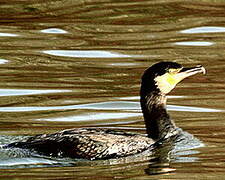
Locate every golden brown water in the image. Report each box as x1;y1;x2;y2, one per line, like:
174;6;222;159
0;0;225;179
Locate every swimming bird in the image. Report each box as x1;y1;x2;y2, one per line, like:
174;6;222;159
5;62;206;160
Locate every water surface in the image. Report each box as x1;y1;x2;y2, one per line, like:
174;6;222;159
0;0;225;179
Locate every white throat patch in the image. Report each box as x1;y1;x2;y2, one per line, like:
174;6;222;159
154;73;178;94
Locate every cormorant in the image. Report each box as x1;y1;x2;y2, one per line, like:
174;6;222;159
5;62;206;160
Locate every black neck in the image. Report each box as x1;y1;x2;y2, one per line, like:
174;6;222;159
140;90;176;141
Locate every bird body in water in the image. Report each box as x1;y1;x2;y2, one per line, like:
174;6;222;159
5;62;206;160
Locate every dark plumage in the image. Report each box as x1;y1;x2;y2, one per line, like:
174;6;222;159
5;62;206;160
140;62;183;140
7;128;153;160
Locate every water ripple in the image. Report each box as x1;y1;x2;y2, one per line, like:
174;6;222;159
0;157;72;169
42;50;133;58
181;26;225;34
174;41;213;46
38;112;140;122
0;89;71;96
0;32;18;37
40;28;68;34
0;101;221;113
0;59;8;64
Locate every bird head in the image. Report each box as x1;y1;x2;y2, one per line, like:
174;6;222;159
141;61;206;95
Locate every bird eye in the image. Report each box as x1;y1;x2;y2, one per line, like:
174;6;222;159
168;68;180;74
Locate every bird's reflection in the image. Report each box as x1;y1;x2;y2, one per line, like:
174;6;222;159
145;132;203;175
145;138;176;175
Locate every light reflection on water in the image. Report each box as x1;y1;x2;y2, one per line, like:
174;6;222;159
0;59;8;64
0;100;221;113
0;89;71;96
0;32;18;37
0;157;60;168
37;112;141;122
174;41;214;46
181;26;225;34
42;50;134;58
40;28;68;34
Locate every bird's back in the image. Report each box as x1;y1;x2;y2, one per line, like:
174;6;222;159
6;128;154;160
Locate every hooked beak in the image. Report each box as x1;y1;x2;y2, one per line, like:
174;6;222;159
178;65;206;79
173;65;206;84
169;65;206;88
